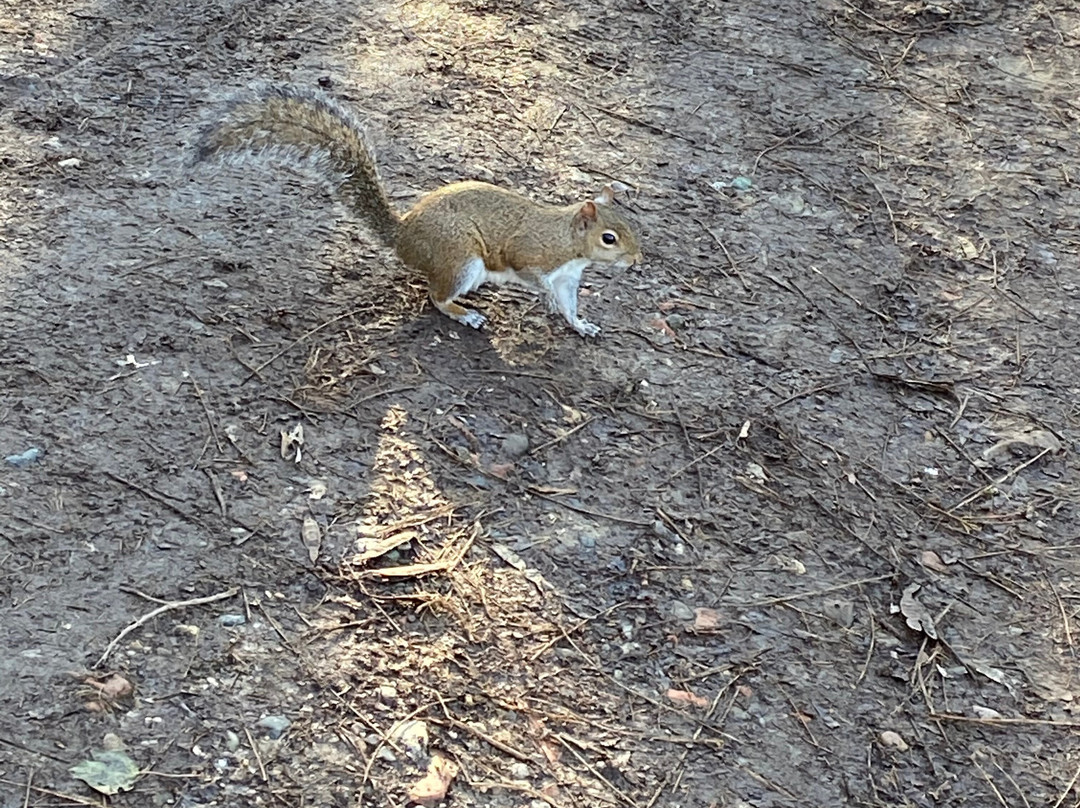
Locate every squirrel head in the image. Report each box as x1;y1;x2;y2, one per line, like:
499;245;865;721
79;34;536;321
571;183;643;267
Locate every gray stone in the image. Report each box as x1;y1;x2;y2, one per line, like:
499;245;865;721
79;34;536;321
671;600;695;621
256;715;291;739
502;433;530;458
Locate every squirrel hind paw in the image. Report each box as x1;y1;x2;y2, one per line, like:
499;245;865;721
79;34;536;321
455;310;488;330
572;320;601;338
433;297;487;330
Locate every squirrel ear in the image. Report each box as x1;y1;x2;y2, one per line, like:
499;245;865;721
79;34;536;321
594;181;630;205
574;200;598;230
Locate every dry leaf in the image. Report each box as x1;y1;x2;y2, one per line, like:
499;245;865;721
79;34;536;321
280;423;304;463
541;782;561;799
969;661;1016;696
539;739;561;765
407;753;459;807
746;462;767;482
79;673;135;711
529;485;578;495
920;550;949;573
771;554;806;575
82;673;134;700
447;414;477;445
693;608;721;630
301;515;321;563
490;544;553;593
99;674;133;699
561;404;586;424
971;705;1003;720
667;688;709;709
899;584;938;639
649;317;676;338
488;462;514;480
490;543;527;571
956;235;979;259
352;527;418;565
982;429;1062;462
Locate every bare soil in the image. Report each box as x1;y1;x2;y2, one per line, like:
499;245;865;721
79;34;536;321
2;1;1080;806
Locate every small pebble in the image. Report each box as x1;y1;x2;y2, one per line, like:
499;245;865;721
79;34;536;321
218;614;246;627
376;685;398;705
256;715;291;739
5;447;43;468
879;730;909;751
607;556;628;573
731;176;753;191
466;474;491;489
102;732;125;751
509;762;531;780
225;731;240;752
502;433;530;458
652;520;675;540
671;601;695;621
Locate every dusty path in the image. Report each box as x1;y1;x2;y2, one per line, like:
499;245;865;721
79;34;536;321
2;1;1079;805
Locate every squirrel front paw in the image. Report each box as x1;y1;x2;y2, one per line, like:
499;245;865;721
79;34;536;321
573;319;601;337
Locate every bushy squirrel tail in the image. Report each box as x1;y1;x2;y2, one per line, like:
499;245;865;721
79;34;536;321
197;84;401;246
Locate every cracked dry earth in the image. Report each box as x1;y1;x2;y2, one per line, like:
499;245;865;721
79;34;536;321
2;1;1080;807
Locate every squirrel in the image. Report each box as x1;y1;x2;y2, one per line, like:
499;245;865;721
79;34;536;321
197;84;643;337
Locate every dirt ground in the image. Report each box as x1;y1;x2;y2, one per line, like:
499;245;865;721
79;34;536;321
2;0;1080;806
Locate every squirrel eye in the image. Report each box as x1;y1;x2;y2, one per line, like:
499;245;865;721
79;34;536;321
601;231;618;245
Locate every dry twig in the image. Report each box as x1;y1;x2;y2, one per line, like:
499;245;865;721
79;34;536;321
96;587;239;668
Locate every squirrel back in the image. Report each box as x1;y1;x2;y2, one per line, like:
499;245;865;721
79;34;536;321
198;84;400;245
397;180;635;278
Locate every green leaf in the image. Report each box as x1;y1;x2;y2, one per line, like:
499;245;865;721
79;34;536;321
70;749;140;795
